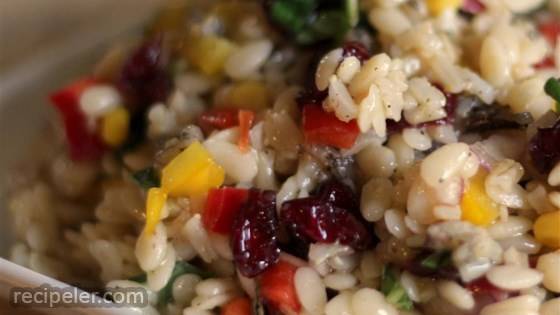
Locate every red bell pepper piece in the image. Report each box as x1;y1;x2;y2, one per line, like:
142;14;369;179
198;108;239;134
260;260;301;314
221;297;252;315
539;20;560;46
202;187;249;234
49;78;105;160
302;105;360;149
238;110;255;152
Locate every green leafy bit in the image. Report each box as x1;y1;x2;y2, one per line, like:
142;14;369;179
420;250;452;270
544;77;560;112
129;261;213;306
381;265;413;311
269;0;359;45
132;167;160;189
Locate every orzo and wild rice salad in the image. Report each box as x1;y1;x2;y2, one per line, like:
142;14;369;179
6;0;560;314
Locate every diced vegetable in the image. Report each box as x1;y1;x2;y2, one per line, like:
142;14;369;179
461;170;500;227
266;0;355;45
466;277;510;303
101;107;130;147
49;78;106;161
238;110;255;152
534;211;560;249
302;105;360;149
539;20;560;45
426;0;463;16
185;36;236;75
198;108;240;134
381;265;413;311
132;167;160;190
420;250;452;270
221;297;252;315
161;141;225;197
230;81;270;111
203;187;249;234
144;188;168;234
260;260;301;314
545;78;560;112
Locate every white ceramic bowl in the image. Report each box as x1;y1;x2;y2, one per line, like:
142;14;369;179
0;1;163;313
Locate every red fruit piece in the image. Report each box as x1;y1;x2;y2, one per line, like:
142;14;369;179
462;0;485;14
221;297;252;315
539;19;560;46
119;36;171;108
232;189;280;278
203;187;249;235
466;276;511;312
342;41;370;63
198;108;239;134
529;120;560;174
49;78;106;161
280;180;371;250
302;105;360;149
260;260;301;314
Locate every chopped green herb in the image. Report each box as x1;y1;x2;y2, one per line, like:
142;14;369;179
420;250;452;270
544;77;560;112
132;167;160;190
268;0;357;45
129;261;213;306
381;265;413;311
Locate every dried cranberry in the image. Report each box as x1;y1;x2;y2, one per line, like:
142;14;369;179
529;120;560;174
317;179;359;211
232;189;280;278
462;0;485;14
466;277;511;313
342;41;370;63
119;36;172;108
280;181;370;250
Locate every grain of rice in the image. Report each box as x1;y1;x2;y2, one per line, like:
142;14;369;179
384;209;409;239
326;75;358;122
360;250;383;280
195;278;236;297
190;292;235;310
135;223;168;271
182;307;213;315
387;134;415;172
225;39;272;80
497;234;542;255
503;247;529;268
479;295;540;315
175;72;213;96
488;216;533;240
369;7;411;37
356;144;396;179
486;265;543;291
89;239;123;282
548;162;560;186
325;292;353;315
433;204;461;221
337;56;361;83
537;251;560;293
549;192;560;209
352;288;398;315
360;177;393;222
437;280;475;311
315;49;344;91
79;85;121;118
485;159;528;209
172;274;201;306
323;272;357;291
526;183;557;214
402;128;432;151
183;214;217;263
237;271;256;299
147;246;176;291
295;267;327;314
420;143;470;187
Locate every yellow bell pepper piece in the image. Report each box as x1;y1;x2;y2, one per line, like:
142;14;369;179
461;170;500;226
426;0;462;16
185;36;236;76
161;141;224;197
534;211;560;249
101;107;129;147
230;81;270;110
144;188;167;234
